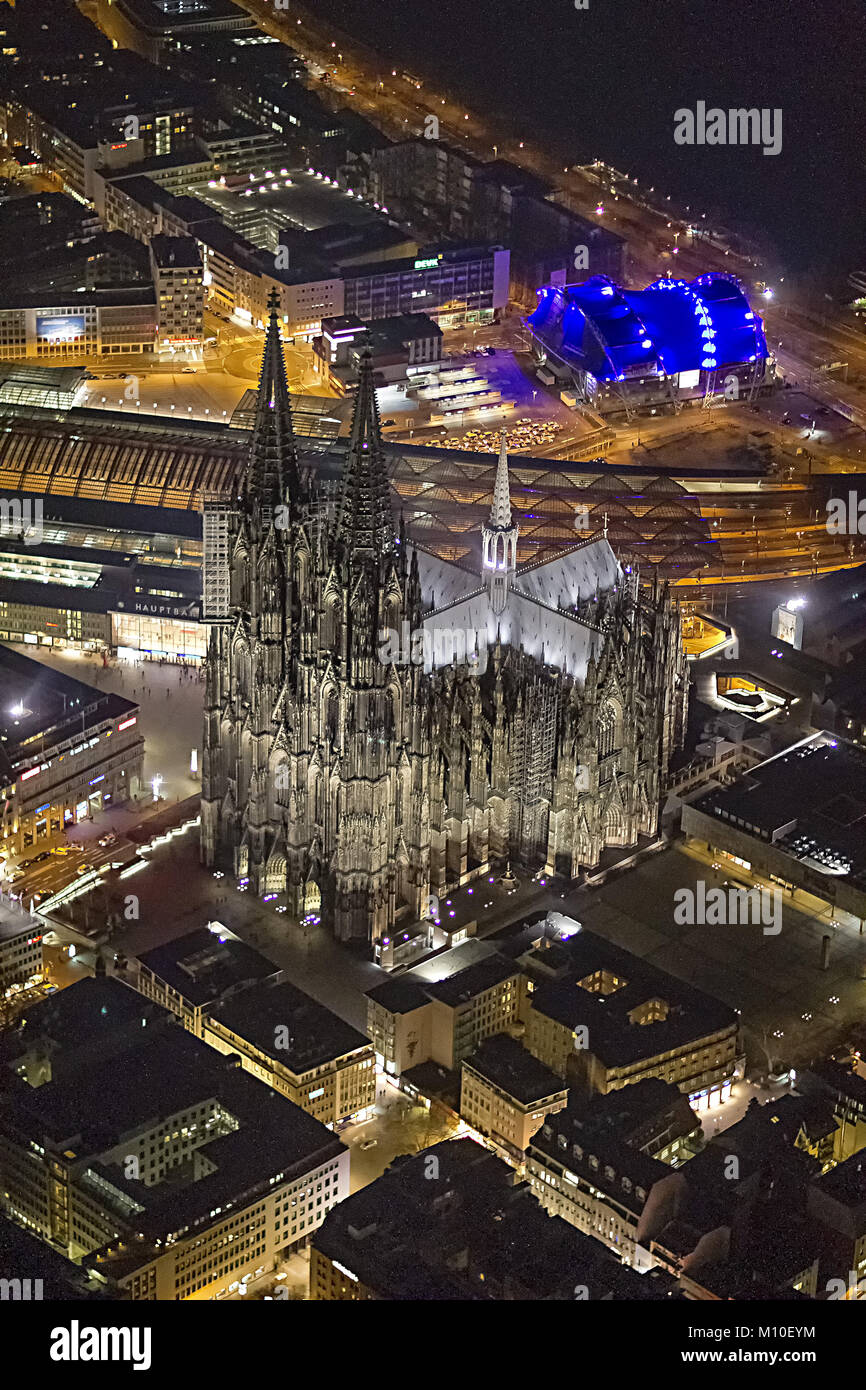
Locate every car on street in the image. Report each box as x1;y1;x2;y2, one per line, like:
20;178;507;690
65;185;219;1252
359;1138;377;1150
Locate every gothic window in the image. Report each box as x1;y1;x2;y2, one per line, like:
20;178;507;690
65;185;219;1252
303;879;321;919
294;555;307;601
322;599;341;654
440;751;450;805
597;700;622;759
603;802;624;844
326;688;339;743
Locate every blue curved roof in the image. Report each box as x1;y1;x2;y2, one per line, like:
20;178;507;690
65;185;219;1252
527;273;767;381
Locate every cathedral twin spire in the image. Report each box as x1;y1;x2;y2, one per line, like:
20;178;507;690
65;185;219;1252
246;289;302;530
336;343;395;558
245;311;395;564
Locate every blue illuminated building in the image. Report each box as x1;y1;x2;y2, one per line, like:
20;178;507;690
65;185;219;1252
526;272;772;415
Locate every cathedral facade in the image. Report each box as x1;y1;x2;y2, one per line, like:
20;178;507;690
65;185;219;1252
201;297;689;945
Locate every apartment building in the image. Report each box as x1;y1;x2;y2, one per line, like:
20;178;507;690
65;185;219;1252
149;235;204;349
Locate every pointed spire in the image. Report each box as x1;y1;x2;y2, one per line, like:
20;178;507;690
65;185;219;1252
482;430;519;616
490;430;513;530
246;288;301;528
336;343;394;556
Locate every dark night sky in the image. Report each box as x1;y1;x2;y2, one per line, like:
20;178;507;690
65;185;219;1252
317;0;865;283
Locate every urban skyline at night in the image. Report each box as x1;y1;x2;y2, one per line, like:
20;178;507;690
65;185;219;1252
0;0;862;1362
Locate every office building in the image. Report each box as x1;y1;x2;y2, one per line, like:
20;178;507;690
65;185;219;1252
461;1034;567;1158
0;289;157;361
203;978;376;1129
0;645;143;854
366;942;524;1079
343;244;510;329
97;0;253;65
526;1079;703;1269
124;924;281;1038
682;733;866;928
0;977;349;1298
0;906;43;992
520;921;740;1109
313;311;443;393
311;1137;650;1300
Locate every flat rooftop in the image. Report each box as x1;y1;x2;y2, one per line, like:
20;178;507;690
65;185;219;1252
366;939;507;1015
149;235;202;270
134;923;279;1007
119;0;248;29
464;1034;564;1105
523;925;737;1069
423;954;519;1008
196;169;395;241
690;735;866;890
4;997;344;1267
814;1149;866;1209
209;977;371;1071
0;900;42;947
0;644;137;783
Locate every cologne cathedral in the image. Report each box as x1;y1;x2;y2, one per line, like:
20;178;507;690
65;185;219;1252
201;295;688;945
